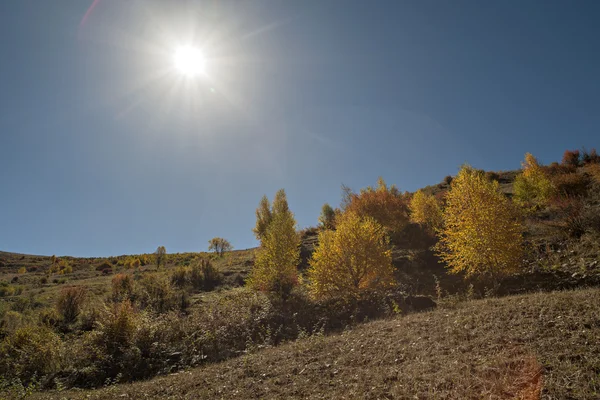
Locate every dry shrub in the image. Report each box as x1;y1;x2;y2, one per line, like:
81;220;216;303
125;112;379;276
561;149;581;168
56;286;87;324
551;172;590;197
171;266;190;288
135;273;183;313
111;273;134;302
190;258;222;291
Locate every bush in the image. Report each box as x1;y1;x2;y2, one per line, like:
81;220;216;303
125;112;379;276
318;203;337;230
485;171;500;181
96;261;112;271
308;212;395;300
171;267;190;288
112;274;134;302
551;172;590;197
582;148;600;164
0;325;63;385
443;175;453;185
562;149;581;168
56;286;87;324
135;274;182;313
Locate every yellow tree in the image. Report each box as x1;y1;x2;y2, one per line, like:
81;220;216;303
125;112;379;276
409;190;443;232
437;166;524;283
248;190;300;298
514;152;555;208
307;212;395;300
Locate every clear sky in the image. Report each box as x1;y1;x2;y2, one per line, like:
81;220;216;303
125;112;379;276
1;0;599;256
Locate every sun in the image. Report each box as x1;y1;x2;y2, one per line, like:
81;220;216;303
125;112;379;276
173;46;206;76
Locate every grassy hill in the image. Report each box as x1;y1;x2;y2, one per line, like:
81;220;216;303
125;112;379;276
32;288;600;399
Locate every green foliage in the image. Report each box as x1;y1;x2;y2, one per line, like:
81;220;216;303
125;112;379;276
318;203;337;229
249;190;300;298
208;237;233;257
308;212;394;300
437;165;524;283
56;286;87;324
135;273;181;313
0;325;63;384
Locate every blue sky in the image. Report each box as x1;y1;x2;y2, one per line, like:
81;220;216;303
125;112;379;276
1;0;599;256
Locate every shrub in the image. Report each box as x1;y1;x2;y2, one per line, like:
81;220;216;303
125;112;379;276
437;165;524;284
344;177;410;243
551;172;590;197
135;274;180;313
112;274;134;302
208;237;233;257
248;191;300;298
562;149;581;168
0;325;63;385
17;267;26;274
582;148;600;164
485;171;500;181
130;258;141;269
443;175;453;185
96;261;112;271
308;212;395;300
56;286;87;324
171;267;190;288
199;259;222;291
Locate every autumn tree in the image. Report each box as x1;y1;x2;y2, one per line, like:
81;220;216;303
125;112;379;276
308;211;394;300
437;165;524;284
252;195;272;241
248;189;300;298
562;149;581;169
155;246;166;269
318;203;337;229
409;190;443;232
513;153;555;209
208;237;232;257
344;177;410;242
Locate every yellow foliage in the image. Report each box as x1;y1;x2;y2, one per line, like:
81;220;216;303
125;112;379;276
18;267;26;274
409;190;443;231
437;166;524;281
248;192;300;298
514;153;555;208
308;212;395;300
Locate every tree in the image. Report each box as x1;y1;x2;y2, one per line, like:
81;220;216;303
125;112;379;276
208;237;233;257
436;166;524;284
318;203;337;229
308;212;394;300
344;177;410;242
155;246;166;269
248;189;300;298
252;195;272;241
409;190;443;232
514;153;555;209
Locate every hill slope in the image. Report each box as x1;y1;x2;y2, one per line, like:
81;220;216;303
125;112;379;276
35;288;600;399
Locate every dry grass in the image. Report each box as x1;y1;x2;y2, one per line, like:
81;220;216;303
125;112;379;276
29;288;600;400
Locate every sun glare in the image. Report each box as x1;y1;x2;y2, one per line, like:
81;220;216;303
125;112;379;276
174;46;206;76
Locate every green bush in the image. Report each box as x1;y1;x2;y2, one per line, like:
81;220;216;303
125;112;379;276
56;286;87;324
0;325;63;385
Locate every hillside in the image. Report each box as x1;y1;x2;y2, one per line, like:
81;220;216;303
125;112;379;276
32;288;600;399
